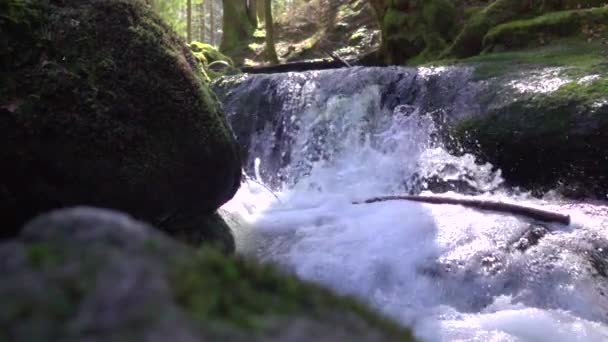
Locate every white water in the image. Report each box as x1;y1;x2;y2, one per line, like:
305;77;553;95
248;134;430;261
221;84;608;341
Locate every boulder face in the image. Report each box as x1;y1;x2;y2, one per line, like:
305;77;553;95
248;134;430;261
0;207;418;342
450;42;608;198
0;0;242;240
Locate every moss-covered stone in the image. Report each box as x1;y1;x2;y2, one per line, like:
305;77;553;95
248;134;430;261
189;41;238;80
190;41;234;65
443;0;605;58
451;67;608;197
483;7;608;51
0;0;242;245
0;207;419;341
455;39;608;80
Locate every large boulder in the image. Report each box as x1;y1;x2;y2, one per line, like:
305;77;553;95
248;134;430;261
450;42;608;198
0;207;418;342
0;0;242;243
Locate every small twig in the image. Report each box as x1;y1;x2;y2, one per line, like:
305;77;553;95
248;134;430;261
353;195;570;225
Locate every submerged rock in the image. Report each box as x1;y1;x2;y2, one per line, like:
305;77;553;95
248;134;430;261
0;0;242;245
0;207;418;342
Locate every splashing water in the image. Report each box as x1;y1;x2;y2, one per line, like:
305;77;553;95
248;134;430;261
218;68;608;341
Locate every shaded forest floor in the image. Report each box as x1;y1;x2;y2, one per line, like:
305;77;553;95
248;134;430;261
243;0;379;66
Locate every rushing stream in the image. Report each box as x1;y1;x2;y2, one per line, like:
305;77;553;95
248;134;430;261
214;67;608;341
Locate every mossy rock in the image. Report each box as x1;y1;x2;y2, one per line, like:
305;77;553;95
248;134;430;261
454;38;608;80
0;0;242;246
451;71;608;197
483;7;608;51
443;0;606;58
190;41;234;66
189;41;238;80
0;207;419;341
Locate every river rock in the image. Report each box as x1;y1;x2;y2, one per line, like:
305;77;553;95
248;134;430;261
0;0;242;245
452;55;608;198
0;207;418;342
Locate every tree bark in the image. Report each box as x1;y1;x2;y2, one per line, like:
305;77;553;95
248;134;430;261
199;2;205;42
186;0;192;42
220;0;256;63
256;0;265;22
353;195;571;225
264;0;279;64
210;0;215;45
248;0;259;27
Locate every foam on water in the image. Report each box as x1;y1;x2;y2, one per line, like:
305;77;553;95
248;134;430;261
220;79;608;341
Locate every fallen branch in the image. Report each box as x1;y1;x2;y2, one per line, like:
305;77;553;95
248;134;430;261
353;195;570;225
241;58;346;74
240;49;384;74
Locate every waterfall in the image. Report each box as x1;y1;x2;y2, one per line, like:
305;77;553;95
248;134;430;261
214;67;608;341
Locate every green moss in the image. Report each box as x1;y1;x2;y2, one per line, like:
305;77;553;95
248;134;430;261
27;243;63;269
484;7;608;51
190;42;234;65
451;74;608;197
444;0;535;58
219;1;255;65
170;248;417;340
253;28;266;38
1;0;242;243
457;39;608;80
189;42;237;80
442;0;605;59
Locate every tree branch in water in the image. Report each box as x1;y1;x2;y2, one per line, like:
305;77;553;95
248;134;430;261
353;195;571;225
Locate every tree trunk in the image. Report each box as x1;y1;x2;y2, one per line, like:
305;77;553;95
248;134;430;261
367;0;385;21
186;0;192;42
264;0;279;64
210;0;216;45
256;0;265;22
220;0;256;63
199;2;205;42
366;0;456;65
248;0;259;26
